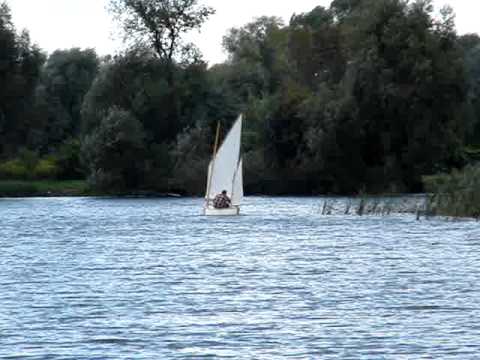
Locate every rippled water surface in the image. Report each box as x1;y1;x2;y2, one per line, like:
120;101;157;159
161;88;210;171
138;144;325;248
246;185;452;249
1;197;480;359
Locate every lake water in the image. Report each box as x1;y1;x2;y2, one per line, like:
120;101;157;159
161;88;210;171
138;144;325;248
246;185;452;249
1;197;479;359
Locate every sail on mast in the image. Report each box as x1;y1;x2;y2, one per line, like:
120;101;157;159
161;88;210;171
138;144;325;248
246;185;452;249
206;115;243;201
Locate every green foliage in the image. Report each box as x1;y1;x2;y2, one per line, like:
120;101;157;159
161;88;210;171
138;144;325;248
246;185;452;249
0;149;39;180
0;180;88;197
81;49;176;139
460;33;480;146
424;164;480;218
56;139;84;179
330;0;362;21
108;0;214;67
80;48;240;192
0;151;59;180
214;0;470;194
33;157;59;179
0;181;37;196
82;107;146;191
32;48;99;150
0;158;28;179
222;16;288;97
170;124;210;194
0;3;45;157
289;6;345;85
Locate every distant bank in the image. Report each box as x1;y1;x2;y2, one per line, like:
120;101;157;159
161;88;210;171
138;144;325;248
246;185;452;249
0;180;186;198
0;180;89;197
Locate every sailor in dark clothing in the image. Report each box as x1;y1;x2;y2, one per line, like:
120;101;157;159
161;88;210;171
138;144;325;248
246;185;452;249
213;190;231;209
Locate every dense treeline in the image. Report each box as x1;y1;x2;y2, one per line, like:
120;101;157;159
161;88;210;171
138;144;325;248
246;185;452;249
1;0;480;195
0;2;99;181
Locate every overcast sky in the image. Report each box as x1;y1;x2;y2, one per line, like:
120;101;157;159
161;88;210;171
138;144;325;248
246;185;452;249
6;0;480;65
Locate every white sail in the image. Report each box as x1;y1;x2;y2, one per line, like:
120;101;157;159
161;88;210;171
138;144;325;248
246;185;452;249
231;159;243;206
206;115;243;201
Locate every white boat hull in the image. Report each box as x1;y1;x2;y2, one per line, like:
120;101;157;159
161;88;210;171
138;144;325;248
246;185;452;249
204;206;240;216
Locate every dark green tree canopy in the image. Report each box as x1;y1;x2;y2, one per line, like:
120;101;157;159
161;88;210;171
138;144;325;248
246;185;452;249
40;48;100;137
0;2;45;157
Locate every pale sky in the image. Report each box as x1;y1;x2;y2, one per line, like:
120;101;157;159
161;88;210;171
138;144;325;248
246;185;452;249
6;0;480;65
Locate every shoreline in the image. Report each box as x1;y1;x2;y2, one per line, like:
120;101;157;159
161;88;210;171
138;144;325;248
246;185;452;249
0;180;431;199
0;183;426;199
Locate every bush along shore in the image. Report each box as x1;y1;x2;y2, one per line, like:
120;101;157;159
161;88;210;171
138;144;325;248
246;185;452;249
423;164;480;219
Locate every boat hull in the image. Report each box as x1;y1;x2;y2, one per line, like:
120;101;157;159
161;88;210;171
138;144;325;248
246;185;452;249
204;206;240;216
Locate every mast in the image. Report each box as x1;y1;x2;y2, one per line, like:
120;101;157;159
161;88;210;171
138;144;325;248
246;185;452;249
231;159;239;203
231;161;237;202
230;114;243;204
205;121;221;206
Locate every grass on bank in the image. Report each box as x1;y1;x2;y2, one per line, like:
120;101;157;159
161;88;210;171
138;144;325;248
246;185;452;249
0;180;89;197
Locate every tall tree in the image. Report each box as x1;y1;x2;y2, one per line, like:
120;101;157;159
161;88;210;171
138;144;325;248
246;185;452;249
34;48;99;150
0;2;45;156
82;107;146;190
222;16;287;97
459;34;480;146
107;0;215;149
108;0;214;82
334;0;466;190
289;6;345;86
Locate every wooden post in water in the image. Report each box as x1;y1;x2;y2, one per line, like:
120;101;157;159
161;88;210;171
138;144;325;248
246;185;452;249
322;201;327;215
357;198;365;216
345;200;351;215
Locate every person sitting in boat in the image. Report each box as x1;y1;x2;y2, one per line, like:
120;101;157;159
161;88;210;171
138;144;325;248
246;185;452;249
213;190;231;209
